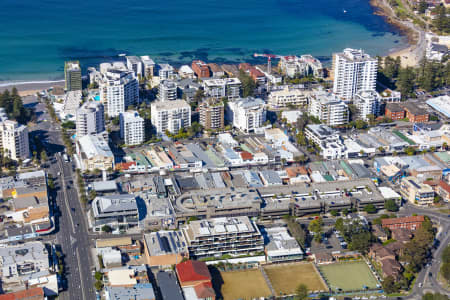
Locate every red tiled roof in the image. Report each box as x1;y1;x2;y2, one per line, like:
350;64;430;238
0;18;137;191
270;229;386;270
382;215;425;226
249;67;265;77
0;288;45;300
176;260;211;284
194;282;216;299
439;180;450;193
238;63;251;71
240;151;253;161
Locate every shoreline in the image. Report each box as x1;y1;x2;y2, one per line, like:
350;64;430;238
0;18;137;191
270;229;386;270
0;80;65;96
369;0;420;66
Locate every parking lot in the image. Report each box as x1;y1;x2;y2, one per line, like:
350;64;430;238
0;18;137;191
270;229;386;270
310;227;346;254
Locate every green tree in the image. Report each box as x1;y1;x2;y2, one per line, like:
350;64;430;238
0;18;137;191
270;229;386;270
101;225;113;233
397;67;416;99
364;204;377;214
385;199;399;212
382;276;398;294
418;0;427;13
422;293;450;300
295;283;308;300
94;280;103;291
40;150;47;162
239;70;256;97
94;271;103;281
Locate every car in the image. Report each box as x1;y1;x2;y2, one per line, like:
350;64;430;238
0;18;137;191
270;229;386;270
428;272;432;277
418;283;422;288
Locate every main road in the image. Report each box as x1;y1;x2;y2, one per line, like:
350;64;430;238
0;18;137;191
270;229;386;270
31;96;95;300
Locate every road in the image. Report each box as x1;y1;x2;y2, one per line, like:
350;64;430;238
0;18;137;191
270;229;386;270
30;96;95;300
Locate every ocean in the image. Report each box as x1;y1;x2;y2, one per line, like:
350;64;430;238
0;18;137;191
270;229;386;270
0;0;407;82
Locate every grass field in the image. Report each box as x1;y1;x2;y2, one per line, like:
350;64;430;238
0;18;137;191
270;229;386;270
318;261;379;292
213;269;272;300
264;262;327;295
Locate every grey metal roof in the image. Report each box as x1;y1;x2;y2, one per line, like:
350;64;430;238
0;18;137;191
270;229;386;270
157;271;184;300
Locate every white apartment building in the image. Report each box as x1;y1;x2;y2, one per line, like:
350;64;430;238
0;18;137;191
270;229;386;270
120;111;145;145
227;97;266;133
178;65;195;79
0;120;30;161
308;90;349;126
126;56;144;78
151;100;191;134
158;64;175;80
279;55;323;78
182;216;264;259
99;67;139;117
203;78;241;101
158;80;177;101
354;90;381;121
140;56;155;78
305;124;346;160
76;101;105;138
332;48;378;100
268;85;309;108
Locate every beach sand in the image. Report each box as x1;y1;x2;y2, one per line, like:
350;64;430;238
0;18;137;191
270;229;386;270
0;80;65;96
388;46;418;67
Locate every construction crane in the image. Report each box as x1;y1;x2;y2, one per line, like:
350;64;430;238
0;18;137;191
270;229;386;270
253;53;282;75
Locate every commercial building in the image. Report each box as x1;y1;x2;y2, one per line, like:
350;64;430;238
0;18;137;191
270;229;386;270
105;283;156;300
99;66;139;117
202;78;241;101
227;97;266;133
0;120;30;161
76;101;105;138
182;216;264;259
151;100;191;134
192;60;210;78
400;176;434;206
126;56;144;77
381;215;425;231
0;242;58;295
157;271;185;300
92;194;139;231
308;90;349;126
64;61;82;91
143;231;188;267
268;85;309;109
158;80;177;101
354;90;381;121
265;226;303;262
199;99;224;130
332;48;378;100
305;124;346;160
76;134;114;171
120;111;145;145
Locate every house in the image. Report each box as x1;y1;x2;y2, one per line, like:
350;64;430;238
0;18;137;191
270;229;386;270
381;258;403;280
391;228;413;243
368;244;396;264
381;215;425;231
372;224;389;242
176;260;216;300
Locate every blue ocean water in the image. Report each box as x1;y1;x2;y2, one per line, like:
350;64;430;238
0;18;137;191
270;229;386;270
0;0;406;81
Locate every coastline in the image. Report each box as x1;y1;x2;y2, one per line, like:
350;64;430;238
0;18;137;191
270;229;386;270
0;80;65;96
369;0;420;66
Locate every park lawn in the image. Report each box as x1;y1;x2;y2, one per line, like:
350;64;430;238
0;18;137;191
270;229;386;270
217;269;272;300
319;261;379;292
264;262;327;295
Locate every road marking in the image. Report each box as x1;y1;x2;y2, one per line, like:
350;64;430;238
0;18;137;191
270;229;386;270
76;247;87;300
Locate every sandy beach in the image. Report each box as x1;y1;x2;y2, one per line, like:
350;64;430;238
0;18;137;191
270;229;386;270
0;80;65;96
388;46;418;67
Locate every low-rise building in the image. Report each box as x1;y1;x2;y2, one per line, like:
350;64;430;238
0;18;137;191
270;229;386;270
308;90;348;126
91;194;139;231
178;65;195;79
403;102;429;123
182;216;264;259
202;78;241;101
438;180;450;202
265;226;303;262
176;260;216;300
268;85;309;109
157;271;184;300
381;215;425;231
76;135;114;171
143;231;188;267
305;124;346;160
400;176;434;206
192;60;210;78
158;80;178;102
